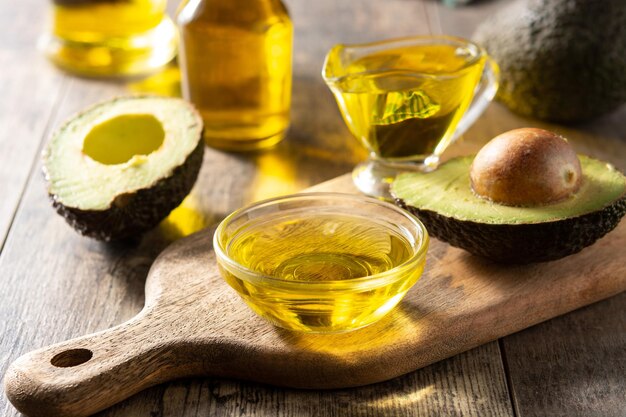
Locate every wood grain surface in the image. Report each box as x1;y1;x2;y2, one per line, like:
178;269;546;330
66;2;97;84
1;0;624;416
0;0;67;247
5;174;626;416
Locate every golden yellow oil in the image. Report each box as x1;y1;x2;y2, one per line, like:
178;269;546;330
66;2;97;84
333;44;485;159
177;0;292;151
45;0;176;76
219;212;424;332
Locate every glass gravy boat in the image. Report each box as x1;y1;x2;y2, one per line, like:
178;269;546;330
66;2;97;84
323;35;498;199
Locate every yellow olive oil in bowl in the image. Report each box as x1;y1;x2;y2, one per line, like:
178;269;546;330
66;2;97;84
214;193;429;333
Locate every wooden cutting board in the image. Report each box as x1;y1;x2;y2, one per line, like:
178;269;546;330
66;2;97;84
5;174;626;417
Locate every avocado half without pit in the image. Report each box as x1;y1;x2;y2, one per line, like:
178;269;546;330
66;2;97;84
43;96;204;241
391;128;626;263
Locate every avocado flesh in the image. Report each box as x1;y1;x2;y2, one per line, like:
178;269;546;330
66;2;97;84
473;0;626;123
391;156;626;263
43;96;204;241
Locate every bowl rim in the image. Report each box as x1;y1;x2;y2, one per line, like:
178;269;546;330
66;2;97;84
213;192;429;291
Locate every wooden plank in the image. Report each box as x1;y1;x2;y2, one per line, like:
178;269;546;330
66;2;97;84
502;292;626;417
100;342;511;417
434;0;506;40
0;0;68;248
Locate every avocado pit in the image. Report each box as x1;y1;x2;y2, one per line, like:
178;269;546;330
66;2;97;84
470;128;582;206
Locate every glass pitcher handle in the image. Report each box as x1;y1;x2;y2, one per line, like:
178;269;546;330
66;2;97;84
452;57;499;141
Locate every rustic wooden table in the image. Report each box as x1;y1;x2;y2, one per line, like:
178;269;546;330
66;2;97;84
1;0;625;416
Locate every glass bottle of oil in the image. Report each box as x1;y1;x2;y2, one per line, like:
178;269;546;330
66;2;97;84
43;0;177;77
176;0;293;151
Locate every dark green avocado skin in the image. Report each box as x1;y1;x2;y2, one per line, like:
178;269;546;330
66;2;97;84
395;196;626;264
474;0;626;123
51;141;204;242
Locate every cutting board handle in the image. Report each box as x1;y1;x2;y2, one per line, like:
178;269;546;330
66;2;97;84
4;308;207;417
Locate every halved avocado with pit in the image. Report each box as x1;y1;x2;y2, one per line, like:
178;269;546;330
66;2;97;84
43;96;204;241
391;156;626;263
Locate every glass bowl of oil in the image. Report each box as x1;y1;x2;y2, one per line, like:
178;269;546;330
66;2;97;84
213;192;429;333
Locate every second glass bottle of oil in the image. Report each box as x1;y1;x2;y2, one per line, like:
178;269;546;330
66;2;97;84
177;0;293;151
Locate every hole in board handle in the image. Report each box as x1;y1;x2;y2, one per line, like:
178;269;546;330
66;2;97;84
51;348;93;367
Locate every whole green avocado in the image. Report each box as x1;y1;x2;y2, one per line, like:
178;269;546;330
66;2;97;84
473;0;626;123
